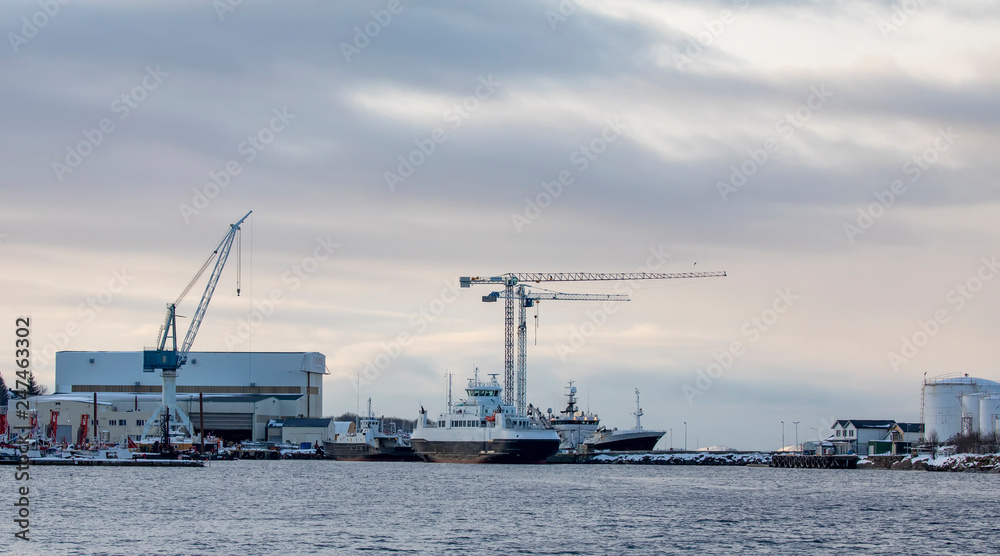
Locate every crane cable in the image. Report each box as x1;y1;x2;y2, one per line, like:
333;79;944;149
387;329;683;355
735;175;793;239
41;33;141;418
236;227;242;296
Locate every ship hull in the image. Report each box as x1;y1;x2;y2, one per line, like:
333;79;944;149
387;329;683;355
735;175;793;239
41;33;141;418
587;430;664;452
410;438;560;464
323;442;420;462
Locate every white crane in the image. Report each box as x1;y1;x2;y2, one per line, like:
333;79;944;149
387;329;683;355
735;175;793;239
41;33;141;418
461;271;727;413
140;211;251;443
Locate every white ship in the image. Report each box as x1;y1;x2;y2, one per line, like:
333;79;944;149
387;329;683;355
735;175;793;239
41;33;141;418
411;371;560;463
548;381;600;452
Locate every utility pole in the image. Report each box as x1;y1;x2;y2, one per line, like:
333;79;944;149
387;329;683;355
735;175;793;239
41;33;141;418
793;421;800;453
669;428;673;451
781;420;785;451
683;421;688;451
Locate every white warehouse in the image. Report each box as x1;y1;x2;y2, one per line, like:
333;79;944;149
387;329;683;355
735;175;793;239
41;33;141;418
8;351;327;443
922;374;1000;442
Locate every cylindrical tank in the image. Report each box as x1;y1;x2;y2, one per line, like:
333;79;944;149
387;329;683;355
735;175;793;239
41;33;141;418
923;375;1000;442
981;395;1000;436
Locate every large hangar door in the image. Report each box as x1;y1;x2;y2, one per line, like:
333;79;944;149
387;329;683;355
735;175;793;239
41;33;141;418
188;412;252;441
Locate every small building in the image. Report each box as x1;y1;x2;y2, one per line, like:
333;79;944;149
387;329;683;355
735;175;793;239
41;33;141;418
829;420;896;455
869;422;925;455
271;418;334;448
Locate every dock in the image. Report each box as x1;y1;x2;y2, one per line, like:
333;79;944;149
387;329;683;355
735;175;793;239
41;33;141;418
0;458;205;467
770;454;858;469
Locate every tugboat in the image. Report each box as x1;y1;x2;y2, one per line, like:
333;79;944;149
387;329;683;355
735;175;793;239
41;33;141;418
582;388;665;452
548;381;600;452
324;398;419;461
410;371;560;463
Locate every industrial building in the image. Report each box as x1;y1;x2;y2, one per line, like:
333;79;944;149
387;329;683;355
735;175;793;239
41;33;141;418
6;350;327;443
922;374;1000;442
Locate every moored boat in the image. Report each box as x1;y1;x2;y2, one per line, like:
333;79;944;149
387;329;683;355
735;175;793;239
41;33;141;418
324;398;419;461
548;380;600;452
582;388;665;452
410;371;560;463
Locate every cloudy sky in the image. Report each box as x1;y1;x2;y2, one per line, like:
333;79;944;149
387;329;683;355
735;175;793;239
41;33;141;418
2;0;998;450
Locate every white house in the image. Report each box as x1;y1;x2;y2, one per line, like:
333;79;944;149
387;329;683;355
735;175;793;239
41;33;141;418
829;420;896;454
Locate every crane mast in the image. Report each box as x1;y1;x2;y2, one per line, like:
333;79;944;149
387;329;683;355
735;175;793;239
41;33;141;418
461;270;726;413
484;286;630;414
140;210;252;442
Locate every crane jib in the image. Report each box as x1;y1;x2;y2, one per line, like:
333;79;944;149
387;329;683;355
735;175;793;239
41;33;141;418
459;270;726;415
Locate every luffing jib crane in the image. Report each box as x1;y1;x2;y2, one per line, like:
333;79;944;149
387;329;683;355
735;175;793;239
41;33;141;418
140;210;251;442
461;270;727;413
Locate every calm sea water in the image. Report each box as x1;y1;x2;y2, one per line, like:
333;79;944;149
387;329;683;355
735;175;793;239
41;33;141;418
6;461;999;555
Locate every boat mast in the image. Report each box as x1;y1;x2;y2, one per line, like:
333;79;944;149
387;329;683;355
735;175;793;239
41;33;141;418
633;388;643;431
446;371;453;414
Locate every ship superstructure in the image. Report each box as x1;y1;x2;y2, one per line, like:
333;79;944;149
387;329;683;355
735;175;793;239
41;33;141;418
411;371;560;463
583;388;665;452
324;398;416;461
548;381;600;452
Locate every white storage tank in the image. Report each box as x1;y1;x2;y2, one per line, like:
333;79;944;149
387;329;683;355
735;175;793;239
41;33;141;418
981;395;1000;436
923;375;1000;442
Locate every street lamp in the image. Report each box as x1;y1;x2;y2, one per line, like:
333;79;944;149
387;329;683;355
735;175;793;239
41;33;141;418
683;421;687;451
781;420;784;452
669;428;673;451
793;421;800;453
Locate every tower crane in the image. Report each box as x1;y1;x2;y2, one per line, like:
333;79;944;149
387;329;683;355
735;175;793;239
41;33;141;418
140;210;251;442
482;285;629;415
460;270;726;412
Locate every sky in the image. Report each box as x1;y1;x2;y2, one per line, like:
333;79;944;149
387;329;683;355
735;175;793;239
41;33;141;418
2;0;998;451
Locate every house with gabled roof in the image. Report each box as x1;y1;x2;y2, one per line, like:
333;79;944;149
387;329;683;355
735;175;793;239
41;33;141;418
829;419;896;454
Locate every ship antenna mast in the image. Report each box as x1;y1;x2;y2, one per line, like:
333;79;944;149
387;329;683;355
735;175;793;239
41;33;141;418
633;388;643;431
446;371;453;414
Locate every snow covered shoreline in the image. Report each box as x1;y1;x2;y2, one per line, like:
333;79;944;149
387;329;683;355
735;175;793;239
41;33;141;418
588;452;772;466
862;453;1000;472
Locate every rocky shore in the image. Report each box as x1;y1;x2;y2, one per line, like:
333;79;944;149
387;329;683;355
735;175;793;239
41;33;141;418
861;453;1000;472
588;452;772;466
